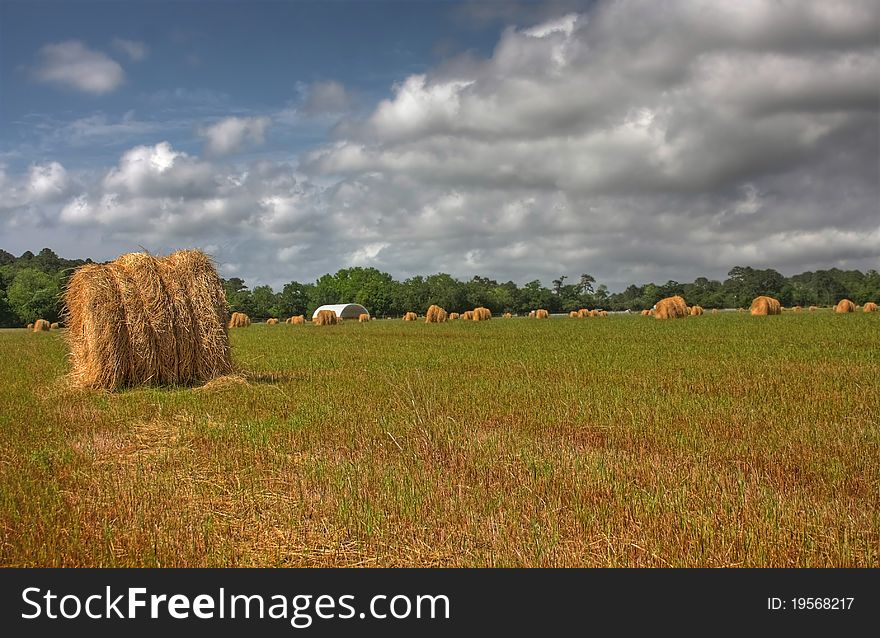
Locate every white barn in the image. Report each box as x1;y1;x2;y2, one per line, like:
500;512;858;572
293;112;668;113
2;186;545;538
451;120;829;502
311;303;370;320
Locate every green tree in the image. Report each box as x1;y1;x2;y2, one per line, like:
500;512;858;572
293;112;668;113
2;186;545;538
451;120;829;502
6;268;62;323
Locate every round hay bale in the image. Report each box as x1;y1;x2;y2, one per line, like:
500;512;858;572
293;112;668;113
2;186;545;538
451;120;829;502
62;249;233;390
33;319;50;332
808;306;818;312
576;308;588;318
569;311;578;318
863;302;878;313
503;312;513;318
472;307;492;321
26;323;34;329
403;312;418;321
640;309;650;316
535;309;549;319
599;310;608;317
448;312;460;320
527;310;535;318
834;299;855;313
654;296;688;319
792;305;802;312
462;310;474;320
425;304;448;323
689;305;704;316
287;314;305;324
711;309;719;315
266;318;279;325
314;309;338;325
49;322;60;330
229;312;251;328
750;296;781;316
358;313;371;322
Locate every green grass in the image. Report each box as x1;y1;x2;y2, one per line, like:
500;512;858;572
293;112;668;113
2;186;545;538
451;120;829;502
1;311;878;566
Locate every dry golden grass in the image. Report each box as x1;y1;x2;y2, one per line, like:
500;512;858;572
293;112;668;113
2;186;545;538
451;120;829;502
63;250;233;390
314;310;338;326
229;312;251;328
535;309;549;319
750;296;782;316
425;305;447;323
654;296;688;319
835;299;856;314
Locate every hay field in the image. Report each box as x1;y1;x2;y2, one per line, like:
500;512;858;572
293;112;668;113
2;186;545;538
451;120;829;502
1;311;878;567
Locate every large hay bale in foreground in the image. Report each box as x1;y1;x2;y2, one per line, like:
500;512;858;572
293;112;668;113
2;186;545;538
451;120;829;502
266;318;279;325
403;312;418;321
750;296;781;316
689;305;704;316
314;309;338;325
425;304;447;323
654;296;688;319
33;319;50;332
229;312;250;328
472;307;492;321
864;302;878;313
834;299;855;313
358;313;370;323
535;309;549;319
448;312;460;320
63;250;233;390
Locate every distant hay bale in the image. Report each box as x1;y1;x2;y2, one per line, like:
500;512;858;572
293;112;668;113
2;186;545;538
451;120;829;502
26;323;33;329
33;319;50;332
640;309;650;316
689;305;703;316
50;322;60;330
229;312;250;328
599;310;608;317
738;308;745;313
569;311;578;318
286;314;305;325
535;309;549;319
590;309;601;317
358;313;370;322
864;302;878;313
648;309;655;316
503;312;513;318
473;307;492;321
462;310;474;320
808;306;818;312
448;312;460;320
834;299;855;313
425;304;448;323
527;310;535;318
403;312;418;321
750;296;782;316
314;309;338;325
577;308;590;318
62;249;233;390
266;318;279;325
792;305;802;312
654;296;688;319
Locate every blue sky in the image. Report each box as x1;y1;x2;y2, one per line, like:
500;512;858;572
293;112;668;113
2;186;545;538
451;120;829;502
1;1;878;290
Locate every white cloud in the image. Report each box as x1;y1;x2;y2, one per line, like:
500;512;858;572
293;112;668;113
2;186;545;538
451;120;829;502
33;41;124;94
199;116;272;156
111;38;149;61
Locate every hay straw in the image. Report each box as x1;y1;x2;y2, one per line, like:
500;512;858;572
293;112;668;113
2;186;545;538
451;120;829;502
314;309;339;325
569;311;578;318
403;312;418;321
425;304;448;323
229;312;251;328
462;310;474;320
33;319;50;332
640;309;650;316
448;312;460;320
689;305;704;316
863;302;878;313
750;296;782;316
599;310;608;317
50;322;60;329
577;309;589;318
834;299;856;313
503;312;513;318
63;249;233;390
535;309;549;319
711;309;719;315
472;307;492;321
527;310;535;318
287;315;305;324
809;306;818;312
654;296;688;319
266;318;279;325
359;313;371;322
26;323;33;329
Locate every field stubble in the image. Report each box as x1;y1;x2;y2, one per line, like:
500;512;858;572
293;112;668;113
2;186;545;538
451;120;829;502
0;312;877;566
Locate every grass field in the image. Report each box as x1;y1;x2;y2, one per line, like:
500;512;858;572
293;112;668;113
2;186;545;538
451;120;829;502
1;311;878;567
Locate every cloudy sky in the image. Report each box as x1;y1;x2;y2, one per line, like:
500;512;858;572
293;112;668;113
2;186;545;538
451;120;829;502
1;0;878;290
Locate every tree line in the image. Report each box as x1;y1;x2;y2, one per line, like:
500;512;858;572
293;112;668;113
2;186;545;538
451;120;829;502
1;247;878;326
